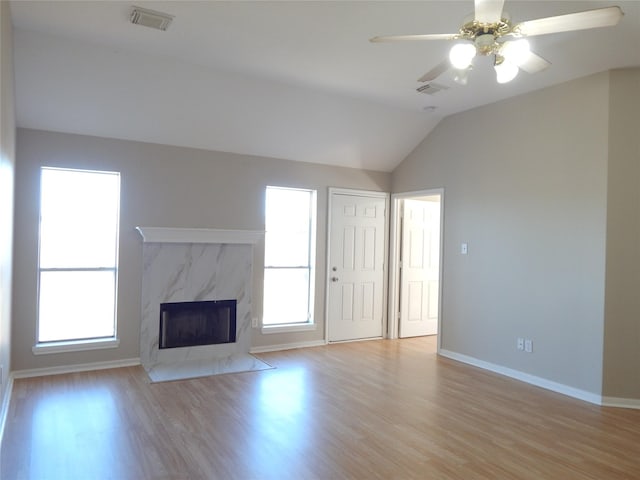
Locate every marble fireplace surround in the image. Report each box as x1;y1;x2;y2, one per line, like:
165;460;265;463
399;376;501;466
136;227;271;382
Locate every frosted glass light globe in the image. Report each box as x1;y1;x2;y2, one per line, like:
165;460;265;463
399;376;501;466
501;39;531;66
495;60;519;83
449;43;476;70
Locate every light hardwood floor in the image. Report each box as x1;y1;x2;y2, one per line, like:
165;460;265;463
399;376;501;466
2;337;640;479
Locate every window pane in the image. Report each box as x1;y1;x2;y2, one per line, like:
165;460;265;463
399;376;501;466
265;187;310;266
38;270;116;342
40;168;120;268
266;188;311;230
265;230;309;266
263;268;310;325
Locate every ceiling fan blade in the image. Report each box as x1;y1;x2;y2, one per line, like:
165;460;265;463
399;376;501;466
514;6;623;37
417;60;450;83
475;0;505;23
517;51;551;74
369;33;459;43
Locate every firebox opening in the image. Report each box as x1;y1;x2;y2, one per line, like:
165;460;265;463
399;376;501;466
159;299;237;349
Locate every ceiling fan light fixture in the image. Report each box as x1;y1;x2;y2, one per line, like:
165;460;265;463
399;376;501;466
494;56;519;83
501;39;531;66
372;3;624;88
449;43;476;69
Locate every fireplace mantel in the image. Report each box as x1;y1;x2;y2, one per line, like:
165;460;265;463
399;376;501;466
136;227;263;245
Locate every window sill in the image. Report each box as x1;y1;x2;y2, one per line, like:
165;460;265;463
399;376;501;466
32;337;120;355
261;323;317;335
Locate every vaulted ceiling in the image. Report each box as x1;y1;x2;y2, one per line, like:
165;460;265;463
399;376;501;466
9;1;640;172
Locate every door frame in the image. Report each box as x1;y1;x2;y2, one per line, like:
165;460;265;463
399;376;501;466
388;189;444;349
325;187;390;343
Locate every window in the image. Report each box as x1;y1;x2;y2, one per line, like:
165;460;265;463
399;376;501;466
37;167;120;345
263;186;316;328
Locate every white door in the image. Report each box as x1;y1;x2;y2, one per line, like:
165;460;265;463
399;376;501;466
399;198;440;338
328;192;386;342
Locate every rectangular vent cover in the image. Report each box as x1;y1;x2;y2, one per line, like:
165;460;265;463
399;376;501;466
416;83;448;95
130;6;174;31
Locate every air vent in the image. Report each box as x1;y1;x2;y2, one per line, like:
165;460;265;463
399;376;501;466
130;6;174;31
416;83;448;95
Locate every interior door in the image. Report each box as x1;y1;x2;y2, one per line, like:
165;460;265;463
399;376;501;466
399;198;440;338
328;192;386;342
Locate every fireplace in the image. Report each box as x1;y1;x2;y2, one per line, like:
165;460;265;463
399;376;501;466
137;227;264;382
159;299;236;349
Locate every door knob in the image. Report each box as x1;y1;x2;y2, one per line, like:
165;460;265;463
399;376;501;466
331;277;339;282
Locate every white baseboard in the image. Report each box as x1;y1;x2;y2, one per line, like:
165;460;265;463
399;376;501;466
601;396;640;410
250;339;326;354
12;357;141;379
439;349;603;406
0;373;14;449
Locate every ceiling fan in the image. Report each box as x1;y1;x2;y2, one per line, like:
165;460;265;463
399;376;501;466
370;0;623;85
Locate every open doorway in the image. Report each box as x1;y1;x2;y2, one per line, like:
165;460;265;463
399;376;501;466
388;189;443;351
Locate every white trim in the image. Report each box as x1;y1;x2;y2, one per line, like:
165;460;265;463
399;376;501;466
328;336;383;344
32;337;120;355
388;189;444;350
261;323;317;334
388;197;400;340
326;188;390;343
601;397;640;409
0;373;14;449
439;349;603;405
136;227;263;244
12;358;141;379
327;187;389;199
250;339;326;354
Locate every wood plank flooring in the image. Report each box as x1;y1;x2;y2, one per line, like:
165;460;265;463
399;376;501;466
2;337;640;479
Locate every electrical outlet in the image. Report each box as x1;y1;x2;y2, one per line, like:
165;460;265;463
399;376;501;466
461;243;468;255
252;317;258;328
517;338;524;351
525;339;533;353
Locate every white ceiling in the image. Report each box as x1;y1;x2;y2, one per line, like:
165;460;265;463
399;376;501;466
9;1;640;172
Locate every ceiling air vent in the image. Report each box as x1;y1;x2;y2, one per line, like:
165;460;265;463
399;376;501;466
416;83;448;95
130;6;174;31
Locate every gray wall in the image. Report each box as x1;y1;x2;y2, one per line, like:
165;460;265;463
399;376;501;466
602;68;640;399
12;129;390;371
392;73;610;395
0;1;16;409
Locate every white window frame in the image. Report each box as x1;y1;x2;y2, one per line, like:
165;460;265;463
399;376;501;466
33;167;121;355
262;186;317;334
